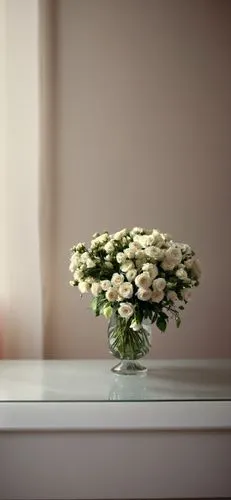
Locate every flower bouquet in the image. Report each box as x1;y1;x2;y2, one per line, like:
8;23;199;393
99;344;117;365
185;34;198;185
69;227;201;374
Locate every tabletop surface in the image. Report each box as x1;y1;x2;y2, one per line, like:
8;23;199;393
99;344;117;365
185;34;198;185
0;359;231;402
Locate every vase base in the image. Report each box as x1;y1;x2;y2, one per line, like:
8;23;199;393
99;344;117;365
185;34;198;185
111;360;147;376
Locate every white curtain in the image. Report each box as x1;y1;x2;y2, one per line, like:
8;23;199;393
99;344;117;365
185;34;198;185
1;0;53;358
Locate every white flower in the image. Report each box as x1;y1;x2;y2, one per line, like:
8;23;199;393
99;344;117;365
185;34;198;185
78;281;90;294
73;269;84;281
111;273;124;287
129;241;142;251
86;276;94;284
116;252;126;264
152;278;166;291
192;259;202;279
69;254;79;272
86;258;95;268
76;243;86;251
124;248;135;259
118;282;133;299
176;268;188;280
120;260;134;272
161;258;177;271
134;234;150;248
136;287;152;301
126;269;137;282
131;227;144;235
104;241;114;253
167;291;178;302
145;246;164;261
182;288;192;301
101;280;111;291
142;263;158;279
106;287;118;302
91;233;109;248
135;272;152;289
154;233;165;247
135;250;145;259
165;246;182;264
118;302;134;319
151;290;164;303
81;252;89;263
114;228;127;240
91;282;102;296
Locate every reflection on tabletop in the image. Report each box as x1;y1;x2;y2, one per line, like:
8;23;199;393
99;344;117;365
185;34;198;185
0;360;231;401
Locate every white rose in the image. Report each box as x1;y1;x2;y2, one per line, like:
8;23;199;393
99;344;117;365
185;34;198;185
161;258;177;271
76;242;86;251
78;281;90;294
118;302;134;319
81;252;89;263
106;287;118;302
126;269;137;282
134;235;150;248
152;278;166;291
111;273;124;287
91;282;102;296
86;258;95;268
176;268;188;280
135;250;145;259
151;290;164;303
129;241;142;251
114;228;127;240
142;263;158;279
116;252;126;264
104;241;114;253
135;272;152;289
69;254;79;272
131;227;144;234
166;246;182;264
182;288;192;301
101;280;111;291
118;282;133;299
73;269;84;281
124;248;135;259
145;246;164;261
91;233;109;248
86;276;94;284
167;291;178;302
120;260;134;272
136;287;152;301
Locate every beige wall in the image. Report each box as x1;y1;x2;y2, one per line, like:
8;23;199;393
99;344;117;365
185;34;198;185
50;0;231;359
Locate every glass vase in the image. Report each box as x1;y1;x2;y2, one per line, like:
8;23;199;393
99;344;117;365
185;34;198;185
108;312;152;375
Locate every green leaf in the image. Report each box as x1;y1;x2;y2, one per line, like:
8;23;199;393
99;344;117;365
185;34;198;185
156;316;167;332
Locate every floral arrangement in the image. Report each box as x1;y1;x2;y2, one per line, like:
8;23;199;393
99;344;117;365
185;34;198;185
69;227;201;333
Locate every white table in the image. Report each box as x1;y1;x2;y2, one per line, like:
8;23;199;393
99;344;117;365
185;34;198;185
0;359;231;499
